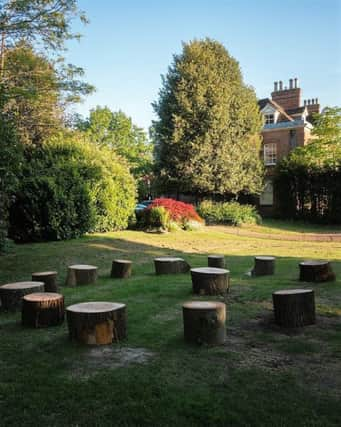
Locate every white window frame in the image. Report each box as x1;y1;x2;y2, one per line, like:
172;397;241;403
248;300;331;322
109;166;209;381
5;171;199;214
264;114;274;124
264;143;277;166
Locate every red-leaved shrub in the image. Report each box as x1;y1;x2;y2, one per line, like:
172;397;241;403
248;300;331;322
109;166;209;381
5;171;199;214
148;198;203;224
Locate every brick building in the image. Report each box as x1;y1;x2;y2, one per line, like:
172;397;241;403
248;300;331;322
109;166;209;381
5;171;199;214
258;78;320;215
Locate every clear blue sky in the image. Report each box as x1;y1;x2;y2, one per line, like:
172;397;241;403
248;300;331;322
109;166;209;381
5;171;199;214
65;0;341;130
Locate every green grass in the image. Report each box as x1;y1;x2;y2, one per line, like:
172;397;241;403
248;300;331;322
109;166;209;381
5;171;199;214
0;226;340;426
246;218;341;235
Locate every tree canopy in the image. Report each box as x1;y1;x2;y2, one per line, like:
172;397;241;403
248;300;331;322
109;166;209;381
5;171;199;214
152;38;264;197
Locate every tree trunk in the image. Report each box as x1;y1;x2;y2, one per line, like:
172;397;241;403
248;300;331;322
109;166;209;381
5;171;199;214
22;292;64;328
299;260;335;282
272;289;315;328
32;271;58;292
208;255;225;269
183;301;226;345
0;281;45;311
252;256;275;276
65;264;98;286
154;257;190;275
111;260;132;279
66;302;126;345
191;267;229;296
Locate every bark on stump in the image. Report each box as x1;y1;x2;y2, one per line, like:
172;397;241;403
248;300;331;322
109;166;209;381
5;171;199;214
299;260;335;283
0;281;45;311
154;257;190;275
66;302;126;345
22;292;64;328
191;267;230;296
183;301;226;345
32;271;58;292
272;289;315;328
65;264;98;286
111;260;132;279
208;255;225;269
252;256;275;276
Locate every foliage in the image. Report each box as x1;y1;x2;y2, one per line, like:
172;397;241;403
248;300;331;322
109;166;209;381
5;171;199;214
198;200;261;226
9;134;136;242
150;198;203;224
152;38;264;197
147;206;170;230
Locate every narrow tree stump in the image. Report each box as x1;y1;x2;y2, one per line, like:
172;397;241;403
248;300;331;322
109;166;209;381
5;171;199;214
252;256;275;276
65;264;98;286
22;292;64;328
154;257;190;275
208;255;225;269
183;301;226;345
66;302;126;345
299;260;335;282
111;260;132;279
0;281;45;311
32;271;58;292
191;267;230;296
272;289;315;328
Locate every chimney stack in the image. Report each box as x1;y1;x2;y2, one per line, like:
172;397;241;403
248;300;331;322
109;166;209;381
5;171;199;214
271;77;301;110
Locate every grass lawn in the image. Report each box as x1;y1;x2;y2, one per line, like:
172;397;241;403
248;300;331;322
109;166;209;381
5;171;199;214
245;219;341;235
0;226;340;427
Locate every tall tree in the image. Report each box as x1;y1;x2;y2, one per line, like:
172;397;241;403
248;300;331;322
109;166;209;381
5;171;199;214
152;38;264;197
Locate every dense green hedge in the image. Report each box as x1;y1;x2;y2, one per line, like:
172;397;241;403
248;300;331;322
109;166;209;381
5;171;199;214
9;134;136;242
198;200;261;226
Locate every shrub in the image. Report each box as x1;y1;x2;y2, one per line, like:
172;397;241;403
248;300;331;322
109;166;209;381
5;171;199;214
149;198;203;224
9;134;136;242
148;206;170;230
198;200;261;226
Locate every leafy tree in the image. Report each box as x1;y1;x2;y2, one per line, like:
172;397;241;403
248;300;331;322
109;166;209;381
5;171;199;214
152;38;264;197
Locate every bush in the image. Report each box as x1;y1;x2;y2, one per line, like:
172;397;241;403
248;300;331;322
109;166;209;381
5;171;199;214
9;134;136;242
148;206;170;230
198;200;261;226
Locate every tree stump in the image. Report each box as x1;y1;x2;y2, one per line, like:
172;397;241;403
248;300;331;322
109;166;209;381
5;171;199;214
272;289;315;328
65;264;98;286
0;281;45;311
154;257;190;275
111;259;132;279
22;292;64;328
183;301;226;345
32;271;58;292
191;267;230;296
299;260;335;282
66;302;126;345
208;255;225;269
252;256;275;276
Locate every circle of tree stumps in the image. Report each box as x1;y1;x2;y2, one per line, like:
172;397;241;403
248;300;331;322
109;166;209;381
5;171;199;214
299;260;335;283
272;289;315;328
183;301;226;345
111;259;132;279
208;255;225;269
191;267;230;296
154;257;190;275
0;281;45;311
66;301;126;345
22;292;64;328
252;256;275;276
65;264;98;286
32;271;58;292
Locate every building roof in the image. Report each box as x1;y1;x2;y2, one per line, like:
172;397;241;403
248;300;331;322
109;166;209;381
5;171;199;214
258;98;294;122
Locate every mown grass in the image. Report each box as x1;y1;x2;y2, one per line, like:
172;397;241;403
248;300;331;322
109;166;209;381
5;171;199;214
0;226;340;426
246;218;341;235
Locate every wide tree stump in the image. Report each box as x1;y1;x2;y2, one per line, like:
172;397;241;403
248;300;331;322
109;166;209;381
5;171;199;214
0;281;45;311
111;259;132;279
66;302;126;345
272;289;315;328
22;292;64;328
65;264;98;286
208;255;225;269
154;257;190;275
191;267;230;296
183;301;226;345
32;271;58;292
299;260;335;282
252;256;275;276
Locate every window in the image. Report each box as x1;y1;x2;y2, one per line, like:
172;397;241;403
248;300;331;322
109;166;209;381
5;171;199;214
260;179;274;206
264;143;277;165
264;114;274;124
289;129;297;149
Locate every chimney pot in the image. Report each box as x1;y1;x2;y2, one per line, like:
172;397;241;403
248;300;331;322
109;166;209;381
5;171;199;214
274;81;278;91
294;78;298;88
308;99;311;105
304;100;306;106
279;81;283;90
316;98;319;104
289;78;293;89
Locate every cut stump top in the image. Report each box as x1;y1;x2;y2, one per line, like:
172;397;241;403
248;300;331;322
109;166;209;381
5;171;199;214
66;301;125;314
0;281;45;290
23;292;63;302
113;259;132;264
68;264;97;270
208;255;224;259
191;267;229;275
299;260;328;266
255;256;276;261
183;301;225;310
273;289;313;296
154;257;184;262
32;271;57;276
